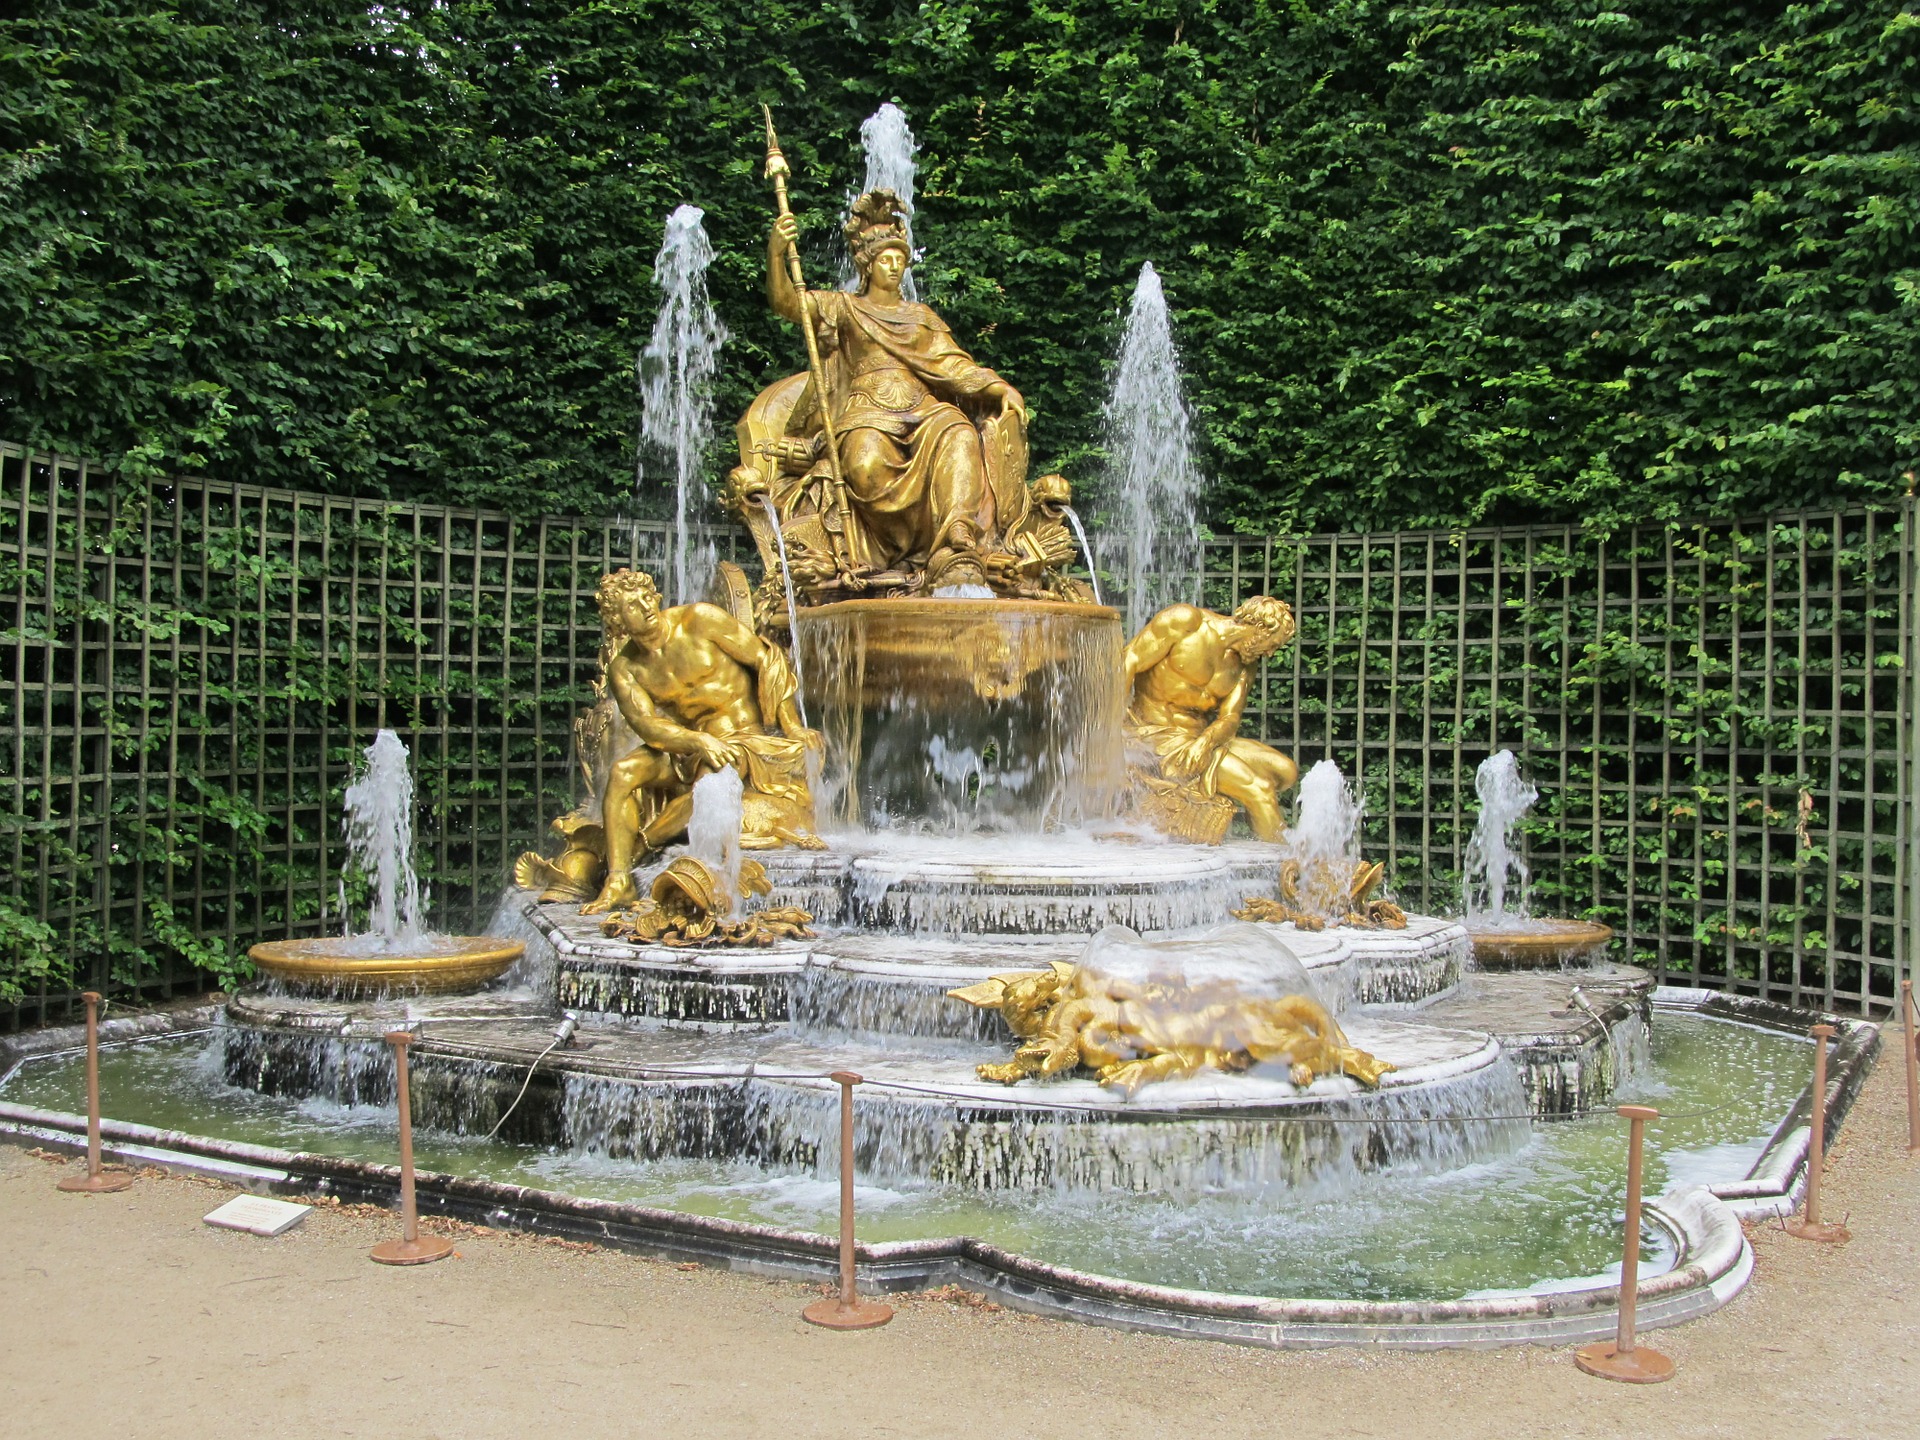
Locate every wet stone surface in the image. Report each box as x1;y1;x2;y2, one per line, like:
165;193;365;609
221;902;1654;1192
1418;964;1655;1116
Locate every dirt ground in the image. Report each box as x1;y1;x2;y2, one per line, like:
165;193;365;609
3;1057;1915;1440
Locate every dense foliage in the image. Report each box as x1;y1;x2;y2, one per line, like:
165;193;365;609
2;2;1914;533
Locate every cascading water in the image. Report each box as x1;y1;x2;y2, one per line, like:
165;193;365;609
554;1053;1530;1201
639;204;727;606
843;103;920;302
340;729;423;950
799;604;1126;835
1463;750;1538;929
1060;505;1104;606
1285;760;1365;925
759;496;810;727
1100;262;1202;635
488;887;562;996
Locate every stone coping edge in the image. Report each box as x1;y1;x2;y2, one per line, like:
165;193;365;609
0;986;1876;1350
0;1000;224;1083
1652;987;1882;1220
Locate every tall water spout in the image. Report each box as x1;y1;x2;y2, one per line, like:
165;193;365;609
1101;262;1202;634
1286;760;1364;924
844;103;920;302
341;729;422;946
639;204;727;606
1464;749;1538;927
686;766;745;904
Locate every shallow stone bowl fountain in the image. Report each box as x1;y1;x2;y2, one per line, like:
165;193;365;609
248;936;523;996
1464;919;1613;970
250;728;522;996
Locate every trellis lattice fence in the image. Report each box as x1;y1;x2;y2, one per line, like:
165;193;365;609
3;439;1914;1027
1214;506;1917;1015
0;442;745;1027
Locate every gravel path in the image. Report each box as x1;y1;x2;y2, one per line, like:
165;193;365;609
3;1050;1915;1439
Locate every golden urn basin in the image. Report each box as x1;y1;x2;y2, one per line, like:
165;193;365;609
247;936;524;995
796;597;1127;832
1465;920;1613;970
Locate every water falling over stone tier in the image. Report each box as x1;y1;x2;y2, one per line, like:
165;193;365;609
1100;262;1203;635
798;598;1126;834
639;204;727;606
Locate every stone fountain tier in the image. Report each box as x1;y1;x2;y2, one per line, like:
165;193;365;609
219;991;1522;1196
534;901;1470;1034
1418;962;1654;1117
686;835;1289;937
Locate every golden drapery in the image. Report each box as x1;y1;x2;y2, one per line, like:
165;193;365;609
779;291;1028;572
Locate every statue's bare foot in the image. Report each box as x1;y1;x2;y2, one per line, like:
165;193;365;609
582;870;640;915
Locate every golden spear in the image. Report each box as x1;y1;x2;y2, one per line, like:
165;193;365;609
760;106;855;581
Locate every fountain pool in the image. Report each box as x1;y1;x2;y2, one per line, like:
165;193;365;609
0;1009;1814;1302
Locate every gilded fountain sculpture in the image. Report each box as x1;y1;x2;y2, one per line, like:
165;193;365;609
1122;596;1301;844
504;114;1405;1093
200;110;1688;1332
948;961;1394;1098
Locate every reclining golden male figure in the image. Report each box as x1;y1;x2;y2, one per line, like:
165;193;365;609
1124;596;1301;843
948;963;1394;1098
583;568;823;914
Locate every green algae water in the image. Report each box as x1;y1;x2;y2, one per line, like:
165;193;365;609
3;1013;1806;1302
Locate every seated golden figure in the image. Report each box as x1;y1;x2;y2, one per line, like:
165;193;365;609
583;568;824;914
1124;598;1300;843
729;189;1038;599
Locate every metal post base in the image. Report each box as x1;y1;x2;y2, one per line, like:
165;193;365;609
1575;1342;1675;1384
1783;1217;1850;1244
370;1235;455;1266
802;1296;894;1330
58;1169;134;1194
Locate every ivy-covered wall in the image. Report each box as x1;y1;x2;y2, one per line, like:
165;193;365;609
3;438;1909;1025
3;2;1915;535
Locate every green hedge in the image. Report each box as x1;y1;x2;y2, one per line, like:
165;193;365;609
3;2;1915;533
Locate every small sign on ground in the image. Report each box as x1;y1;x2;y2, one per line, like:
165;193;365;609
204;1195;312;1237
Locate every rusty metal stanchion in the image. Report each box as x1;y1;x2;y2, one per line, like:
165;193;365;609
58;992;135;1194
802;1071;893;1330
1903;981;1919;1154
1575;1104;1673;1383
1785;1022;1849;1243
370;1031;453;1265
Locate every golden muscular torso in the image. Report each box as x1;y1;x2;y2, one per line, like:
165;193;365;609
614;622;764;738
1131;622;1239;732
